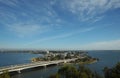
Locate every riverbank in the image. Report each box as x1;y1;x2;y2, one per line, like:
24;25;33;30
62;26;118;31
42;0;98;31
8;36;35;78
8;51;120;78
31;52;99;65
78;59;98;64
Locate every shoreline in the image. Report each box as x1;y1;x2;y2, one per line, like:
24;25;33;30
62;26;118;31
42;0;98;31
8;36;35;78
60;59;98;66
78;59;98;64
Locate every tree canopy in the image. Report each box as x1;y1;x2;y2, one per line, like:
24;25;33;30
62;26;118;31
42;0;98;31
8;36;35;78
104;62;120;78
49;64;103;78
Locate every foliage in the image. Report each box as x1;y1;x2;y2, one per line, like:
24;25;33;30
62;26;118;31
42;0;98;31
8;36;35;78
74;57;98;64
0;70;11;78
49;64;103;78
31;57;41;62
104;62;120;78
58;65;78;78
49;73;60;78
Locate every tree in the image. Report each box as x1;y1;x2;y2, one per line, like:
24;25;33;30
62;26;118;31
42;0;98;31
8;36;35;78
104;62;120;78
49;64;103;78
80;72;88;78
0;70;11;78
94;71;103;78
49;73;60;78
58;65;78;78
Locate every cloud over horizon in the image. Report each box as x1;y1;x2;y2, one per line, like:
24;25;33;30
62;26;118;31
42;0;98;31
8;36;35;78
79;39;120;50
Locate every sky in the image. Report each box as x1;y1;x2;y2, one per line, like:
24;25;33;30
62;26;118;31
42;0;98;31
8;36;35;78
0;0;120;50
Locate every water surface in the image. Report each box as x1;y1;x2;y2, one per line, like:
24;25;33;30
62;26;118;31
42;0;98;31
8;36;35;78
0;53;41;67
1;51;120;78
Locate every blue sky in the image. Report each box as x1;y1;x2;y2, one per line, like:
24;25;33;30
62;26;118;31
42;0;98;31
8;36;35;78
0;0;120;50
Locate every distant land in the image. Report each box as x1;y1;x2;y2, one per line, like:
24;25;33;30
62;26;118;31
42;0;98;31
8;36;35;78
0;49;87;54
0;49;120;54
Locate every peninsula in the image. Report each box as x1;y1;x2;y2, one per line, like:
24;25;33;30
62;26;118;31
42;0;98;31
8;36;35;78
31;51;98;65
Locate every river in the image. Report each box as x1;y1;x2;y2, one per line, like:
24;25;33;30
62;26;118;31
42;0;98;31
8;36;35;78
0;50;120;78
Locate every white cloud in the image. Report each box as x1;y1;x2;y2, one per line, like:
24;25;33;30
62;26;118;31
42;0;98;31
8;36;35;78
92;16;104;23
7;23;50;37
0;0;18;7
0;0;65;37
58;0;120;22
24;27;95;46
79;40;120;50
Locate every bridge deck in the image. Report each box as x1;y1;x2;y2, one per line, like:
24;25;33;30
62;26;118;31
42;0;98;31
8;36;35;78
0;58;77;74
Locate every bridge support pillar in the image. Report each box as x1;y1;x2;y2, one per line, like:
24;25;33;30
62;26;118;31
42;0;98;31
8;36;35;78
44;65;47;69
18;70;21;74
44;64;47;69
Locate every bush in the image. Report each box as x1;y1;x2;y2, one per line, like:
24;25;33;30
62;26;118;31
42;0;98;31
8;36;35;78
104;62;120;78
49;64;103;78
0;70;10;78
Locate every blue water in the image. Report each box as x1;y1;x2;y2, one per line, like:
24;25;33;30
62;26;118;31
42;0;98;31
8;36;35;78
0;50;120;78
0;53;42;67
88;50;120;75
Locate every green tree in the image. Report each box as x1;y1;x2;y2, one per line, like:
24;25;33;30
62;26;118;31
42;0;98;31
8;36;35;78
94;71;103;78
49;73;60;78
104;62;120;78
58;65;78;78
80;72;88;78
49;64;103;78
0;70;10;78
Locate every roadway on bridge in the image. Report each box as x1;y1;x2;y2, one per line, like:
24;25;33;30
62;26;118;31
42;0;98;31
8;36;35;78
0;58;77;74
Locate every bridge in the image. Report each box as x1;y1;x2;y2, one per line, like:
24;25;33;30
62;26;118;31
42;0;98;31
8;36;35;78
0;58;77;74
